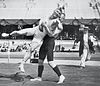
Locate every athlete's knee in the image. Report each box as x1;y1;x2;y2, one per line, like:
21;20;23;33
48;61;56;68
38;59;44;65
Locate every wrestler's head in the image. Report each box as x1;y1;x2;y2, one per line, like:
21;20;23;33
79;24;89;34
59;13;65;22
49;8;62;19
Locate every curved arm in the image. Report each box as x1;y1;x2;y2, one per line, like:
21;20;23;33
45;19;63;37
39;20;55;36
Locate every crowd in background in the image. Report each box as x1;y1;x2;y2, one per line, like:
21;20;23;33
0;20;100;53
57;24;100;40
0;40;66;52
0;19;100;40
0;41;29;52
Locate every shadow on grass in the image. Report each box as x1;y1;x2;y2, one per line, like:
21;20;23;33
0;72;33;82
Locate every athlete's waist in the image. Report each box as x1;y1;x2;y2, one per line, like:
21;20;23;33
32;38;43;43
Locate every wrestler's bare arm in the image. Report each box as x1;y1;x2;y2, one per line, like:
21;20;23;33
38;19;54;36
52;20;63;35
45;19;63;37
44;25;54;36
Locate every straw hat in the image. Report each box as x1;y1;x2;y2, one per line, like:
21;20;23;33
79;24;89;31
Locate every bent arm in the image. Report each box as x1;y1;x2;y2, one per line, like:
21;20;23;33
45;19;63;37
51;20;63;37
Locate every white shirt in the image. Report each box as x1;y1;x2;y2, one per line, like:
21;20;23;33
83;32;88;43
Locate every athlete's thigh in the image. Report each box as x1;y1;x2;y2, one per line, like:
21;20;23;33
47;48;54;61
25;27;37;36
30;41;41;51
47;40;55;61
39;44;47;61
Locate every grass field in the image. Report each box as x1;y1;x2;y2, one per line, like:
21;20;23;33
0;52;100;86
0;63;100;86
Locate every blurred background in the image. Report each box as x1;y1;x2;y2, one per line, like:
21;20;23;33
0;0;100;54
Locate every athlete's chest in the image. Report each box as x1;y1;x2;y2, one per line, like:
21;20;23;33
47;19;59;31
83;33;88;42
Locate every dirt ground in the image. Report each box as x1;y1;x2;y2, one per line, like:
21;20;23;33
0;63;100;86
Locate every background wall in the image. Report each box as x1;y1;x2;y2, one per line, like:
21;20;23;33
0;0;99;19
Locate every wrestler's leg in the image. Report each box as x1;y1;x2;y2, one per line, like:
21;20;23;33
18;46;32;72
30;43;47;81
19;42;40;72
46;39;65;84
86;50;91;61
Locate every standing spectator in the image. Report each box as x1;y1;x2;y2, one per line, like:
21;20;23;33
72;24;95;68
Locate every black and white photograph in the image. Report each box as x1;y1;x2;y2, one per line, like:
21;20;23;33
0;0;100;86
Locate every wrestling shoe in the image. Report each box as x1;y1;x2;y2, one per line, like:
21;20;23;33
2;33;9;37
30;77;42;81
57;75;65;84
